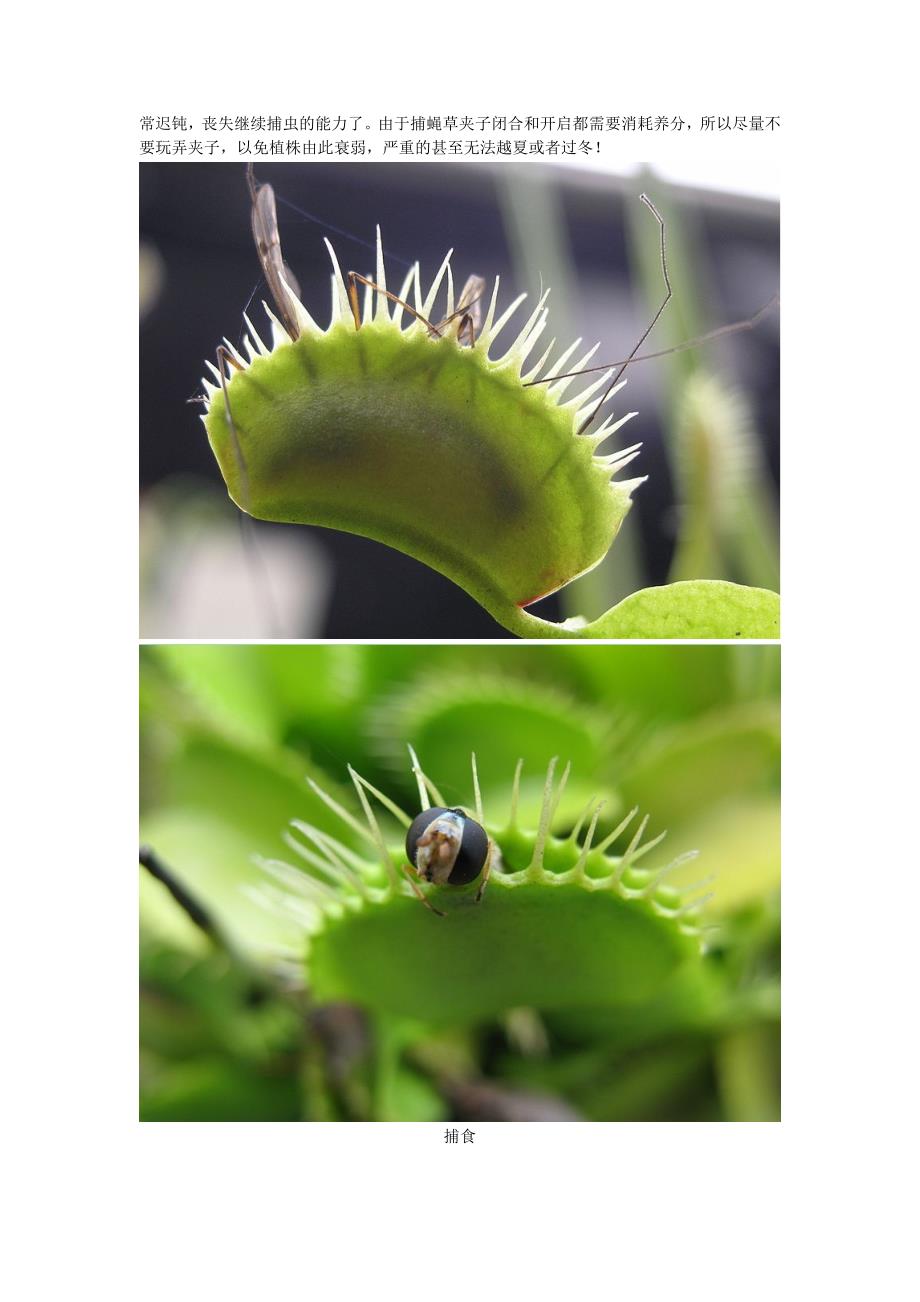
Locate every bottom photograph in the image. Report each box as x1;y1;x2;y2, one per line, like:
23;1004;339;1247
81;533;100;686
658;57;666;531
139;643;780;1122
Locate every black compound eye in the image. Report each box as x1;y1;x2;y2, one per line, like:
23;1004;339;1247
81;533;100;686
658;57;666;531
405;807;490;887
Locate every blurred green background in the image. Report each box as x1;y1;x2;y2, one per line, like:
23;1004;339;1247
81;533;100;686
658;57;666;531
140;643;780;1121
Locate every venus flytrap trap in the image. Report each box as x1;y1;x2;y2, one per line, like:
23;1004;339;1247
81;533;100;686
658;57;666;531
200;169;779;639
248;748;711;1025
671;372;756;583
668;371;780;592
203;230;642;626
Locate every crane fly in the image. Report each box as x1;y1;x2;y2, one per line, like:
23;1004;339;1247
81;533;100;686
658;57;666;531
207;168;777;455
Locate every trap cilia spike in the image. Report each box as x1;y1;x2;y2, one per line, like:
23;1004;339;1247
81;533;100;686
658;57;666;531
248;749;714;1024
200;168;781;640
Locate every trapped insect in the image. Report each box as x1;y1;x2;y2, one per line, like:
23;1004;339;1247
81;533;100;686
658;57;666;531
404;806;496;916
247;163;485;347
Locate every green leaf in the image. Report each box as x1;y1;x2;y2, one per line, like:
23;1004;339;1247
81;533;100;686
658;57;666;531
575;580;780;640
206;320;640;615
620;702;780;829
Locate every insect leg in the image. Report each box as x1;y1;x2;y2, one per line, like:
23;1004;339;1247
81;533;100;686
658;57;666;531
575;193;672;436
523;293;780;389
216;343;244;376
345;270;363;330
346;271;443;336
475;840;497;904
402;864;446;918
456;312;477;347
434;274;485;342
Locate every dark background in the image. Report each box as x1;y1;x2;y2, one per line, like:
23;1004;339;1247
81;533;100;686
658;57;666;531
139;162;779;637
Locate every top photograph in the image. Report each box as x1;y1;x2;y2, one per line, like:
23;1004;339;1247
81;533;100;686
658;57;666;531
139;160;779;640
